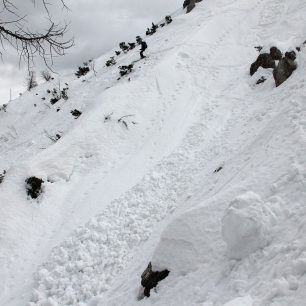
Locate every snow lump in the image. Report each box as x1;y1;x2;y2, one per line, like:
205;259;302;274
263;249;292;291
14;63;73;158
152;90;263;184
222;192;273;260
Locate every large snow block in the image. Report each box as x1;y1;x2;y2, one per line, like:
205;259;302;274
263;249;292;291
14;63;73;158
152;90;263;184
222;192;273;260
151;206;218;274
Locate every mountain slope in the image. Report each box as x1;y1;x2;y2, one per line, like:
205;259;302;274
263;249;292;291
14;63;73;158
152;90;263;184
1;0;306;305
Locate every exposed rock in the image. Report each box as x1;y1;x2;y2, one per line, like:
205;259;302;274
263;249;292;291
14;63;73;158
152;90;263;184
184;0;202;13
25;177;44;199
250;54;274;76
270;46;282;60
273;51;297;87
141;262;170;297
250;46;282;76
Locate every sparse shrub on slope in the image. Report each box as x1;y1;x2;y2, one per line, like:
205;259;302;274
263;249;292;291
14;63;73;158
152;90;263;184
118;64;133;77
25;177;44;199
119;42;129;53
71;109;82;119
75;62;90;78
41;70;53;82
106;57;116;67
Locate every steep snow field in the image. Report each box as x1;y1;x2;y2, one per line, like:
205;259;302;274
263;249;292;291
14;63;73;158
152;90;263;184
1;0;306;305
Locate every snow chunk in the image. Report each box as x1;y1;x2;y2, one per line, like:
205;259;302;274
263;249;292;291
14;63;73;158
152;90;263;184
222;192;272;259
151;206;218;274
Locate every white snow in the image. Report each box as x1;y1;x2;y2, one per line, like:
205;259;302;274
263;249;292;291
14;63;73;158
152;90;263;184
221;192;274;260
1;0;306;305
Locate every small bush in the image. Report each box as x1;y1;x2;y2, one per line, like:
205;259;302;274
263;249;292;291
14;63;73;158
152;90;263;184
119;42;129;53
128;42;136;50
50;85;69;104
119;64;133;77
0;104;7;112
41;70;53;82
106;57;116;67
165;16;173;24
75;66;90;78
71;109;82;119
25;176;44;199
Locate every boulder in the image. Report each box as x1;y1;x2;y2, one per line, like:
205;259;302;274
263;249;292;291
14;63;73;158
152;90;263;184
141;262;169;297
183;0;202;13
250;46;282;76
270;46;282;60
273;51;297;87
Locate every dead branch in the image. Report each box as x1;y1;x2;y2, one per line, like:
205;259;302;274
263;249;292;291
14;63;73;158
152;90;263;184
0;0;73;69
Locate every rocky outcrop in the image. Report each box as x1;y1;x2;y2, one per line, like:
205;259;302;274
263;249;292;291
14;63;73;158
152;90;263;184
183;0;203;14
250;46;282;76
141;262;169;297
273;51;297;87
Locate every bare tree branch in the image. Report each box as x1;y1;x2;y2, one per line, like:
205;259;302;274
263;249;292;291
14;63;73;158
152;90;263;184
0;0;73;70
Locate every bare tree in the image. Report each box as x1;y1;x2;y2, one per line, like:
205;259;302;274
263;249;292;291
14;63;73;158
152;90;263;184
26;71;37;91
0;0;74;69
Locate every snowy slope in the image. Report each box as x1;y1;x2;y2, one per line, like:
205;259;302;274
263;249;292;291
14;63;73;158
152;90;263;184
1;0;306;305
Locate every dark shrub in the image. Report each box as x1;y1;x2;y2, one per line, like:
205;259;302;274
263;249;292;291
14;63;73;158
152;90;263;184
119;42;129;53
165;16;173;24
128;42;136;49
106;57;116;67
119;64;133;77
71;109;82;119
75;66;90;78
25;177;44;199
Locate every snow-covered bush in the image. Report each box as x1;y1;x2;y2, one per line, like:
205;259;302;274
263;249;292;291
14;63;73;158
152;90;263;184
222;192;273;259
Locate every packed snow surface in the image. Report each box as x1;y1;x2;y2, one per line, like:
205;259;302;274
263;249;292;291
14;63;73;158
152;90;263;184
1;0;306;305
